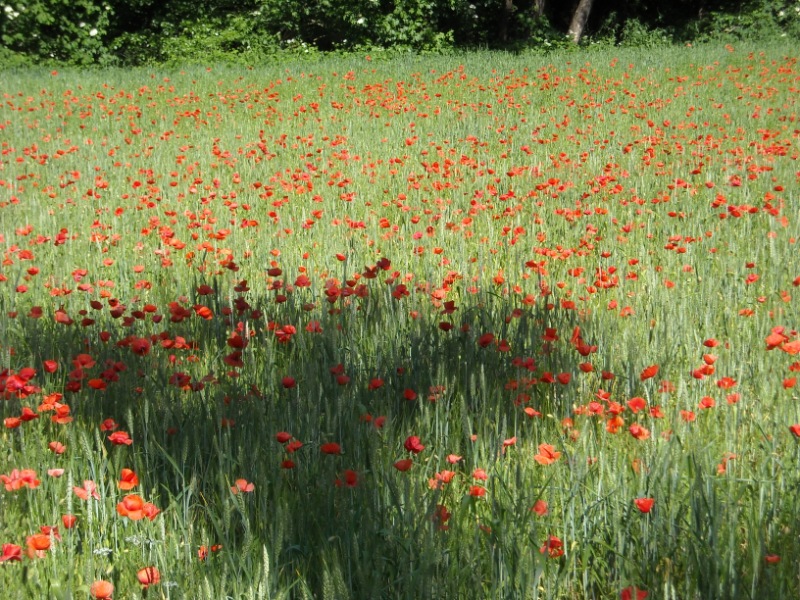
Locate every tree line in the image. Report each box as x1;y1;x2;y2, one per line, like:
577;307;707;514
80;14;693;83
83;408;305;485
0;0;798;66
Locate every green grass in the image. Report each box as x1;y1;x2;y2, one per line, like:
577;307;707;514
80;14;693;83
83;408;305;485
1;42;799;599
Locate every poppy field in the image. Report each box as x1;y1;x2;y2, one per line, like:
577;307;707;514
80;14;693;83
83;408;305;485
1;43;799;599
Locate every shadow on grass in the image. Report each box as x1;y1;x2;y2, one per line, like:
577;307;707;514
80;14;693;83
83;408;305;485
0;284;651;598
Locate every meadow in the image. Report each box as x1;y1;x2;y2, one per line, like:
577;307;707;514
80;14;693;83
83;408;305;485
0;42;799;599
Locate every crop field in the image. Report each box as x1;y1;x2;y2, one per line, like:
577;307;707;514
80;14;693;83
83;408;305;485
0;43;799;599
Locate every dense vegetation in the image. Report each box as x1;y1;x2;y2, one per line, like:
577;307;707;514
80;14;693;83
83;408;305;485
1;0;799;66
1;41;799;598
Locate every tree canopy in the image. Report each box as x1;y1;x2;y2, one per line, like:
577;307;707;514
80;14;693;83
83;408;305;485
0;0;798;65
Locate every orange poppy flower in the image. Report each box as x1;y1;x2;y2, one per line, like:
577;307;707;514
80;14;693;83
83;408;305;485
116;494;146;520
142;502;161;521
534;443;561;465
90;580;114;599
231;479;255;494
73;480;100;501
26;533;51;558
1;468;40;491
136;566;161;587
48;441;66;454
118;468;139;490
629;424;651;440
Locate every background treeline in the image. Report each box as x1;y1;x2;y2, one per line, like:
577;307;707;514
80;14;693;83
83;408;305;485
0;0;799;66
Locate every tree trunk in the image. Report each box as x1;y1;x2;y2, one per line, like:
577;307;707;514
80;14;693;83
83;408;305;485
567;0;594;43
532;0;546;18
500;0;515;43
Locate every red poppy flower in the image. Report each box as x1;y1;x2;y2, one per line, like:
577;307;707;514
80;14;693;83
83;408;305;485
99;418;118;431
403;436;425;454
524;407;542;418
627;397;646;413
275;431;292;443
340;470;358;487
51;403;73;424
108;431;133;446
321;442;342;455
0;543;22;562
634;497;655;513
640;365;659;381
286;440;303;453
393;459;413;472
620;587;649;600
477;333;495;348
539;535;564;558
530;499;548;516
428;470;456;490
62;514;77;529
699;396;716;410
130;338;151;356
20;407;38;422
469;485;486;497
717;377;737;389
